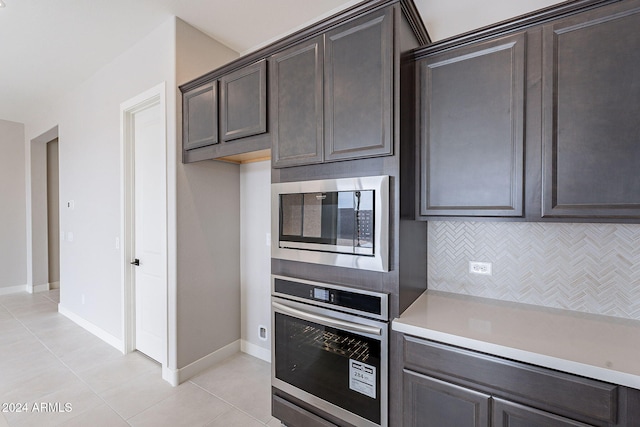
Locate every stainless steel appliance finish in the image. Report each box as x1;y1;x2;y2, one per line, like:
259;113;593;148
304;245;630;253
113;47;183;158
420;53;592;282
271;275;389;427
272;175;390;272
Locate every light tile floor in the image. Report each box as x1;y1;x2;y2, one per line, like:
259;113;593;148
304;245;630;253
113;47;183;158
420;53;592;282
0;289;281;427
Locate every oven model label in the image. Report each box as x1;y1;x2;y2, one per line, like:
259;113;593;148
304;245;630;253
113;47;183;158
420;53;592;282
349;359;376;399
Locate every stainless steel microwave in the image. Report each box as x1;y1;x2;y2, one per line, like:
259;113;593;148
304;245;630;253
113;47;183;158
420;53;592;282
271;175;389;272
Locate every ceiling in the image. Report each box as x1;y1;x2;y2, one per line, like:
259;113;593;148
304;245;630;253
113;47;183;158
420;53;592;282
0;0;565;124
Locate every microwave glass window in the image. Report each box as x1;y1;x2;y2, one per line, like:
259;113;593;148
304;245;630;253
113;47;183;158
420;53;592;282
302;193;323;238
279;190;375;253
281;194;303;237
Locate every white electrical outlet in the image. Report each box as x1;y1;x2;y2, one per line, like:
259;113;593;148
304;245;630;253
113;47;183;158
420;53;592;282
469;261;492;276
258;325;268;341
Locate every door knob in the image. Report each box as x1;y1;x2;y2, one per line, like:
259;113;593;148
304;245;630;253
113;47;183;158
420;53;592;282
130;259;140;266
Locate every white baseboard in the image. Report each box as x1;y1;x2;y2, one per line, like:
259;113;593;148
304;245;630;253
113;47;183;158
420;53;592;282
58;304;124;353
32;283;50;293
241;340;271;363
0;284;28;296
165;339;241;386
49;281;60;290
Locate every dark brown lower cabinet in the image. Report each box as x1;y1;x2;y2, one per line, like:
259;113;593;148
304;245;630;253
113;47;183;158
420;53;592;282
493;398;592;427
398;335;640;427
404;370;490;427
403;370;596;427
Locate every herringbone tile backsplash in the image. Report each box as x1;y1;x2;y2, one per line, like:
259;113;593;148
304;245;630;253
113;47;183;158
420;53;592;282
427;222;640;320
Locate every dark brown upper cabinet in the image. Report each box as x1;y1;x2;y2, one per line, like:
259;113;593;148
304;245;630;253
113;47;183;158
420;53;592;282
182;82;218;151
220;60;267;142
271;7;394;168
541;1;640;219
181;60;270;163
414;0;640;223
271;37;324;168
181;0;428;166
417;32;526;218
324;7;393;162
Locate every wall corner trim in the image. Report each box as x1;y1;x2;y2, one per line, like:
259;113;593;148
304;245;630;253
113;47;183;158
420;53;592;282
162;365;179;387
31;283;50;293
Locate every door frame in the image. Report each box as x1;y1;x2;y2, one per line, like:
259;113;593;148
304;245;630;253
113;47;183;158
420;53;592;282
27;126;59;294
120;82;167;365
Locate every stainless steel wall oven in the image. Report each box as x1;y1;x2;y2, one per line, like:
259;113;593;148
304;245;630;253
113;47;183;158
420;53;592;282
271;175;390;272
271;275;389;427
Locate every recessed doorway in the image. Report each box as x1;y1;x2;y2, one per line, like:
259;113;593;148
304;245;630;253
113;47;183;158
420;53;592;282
47;138;60;291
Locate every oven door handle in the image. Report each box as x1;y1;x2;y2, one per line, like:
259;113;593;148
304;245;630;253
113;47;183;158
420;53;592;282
272;301;383;336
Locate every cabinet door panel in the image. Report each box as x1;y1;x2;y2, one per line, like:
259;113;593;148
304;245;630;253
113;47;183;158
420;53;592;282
271;37;324;168
419;32;526;217
542;3;640;218
324;7;393;162
493;398;593;427
404;370;490;427
404;336;618;425
183;82;218;151
220;60;267;142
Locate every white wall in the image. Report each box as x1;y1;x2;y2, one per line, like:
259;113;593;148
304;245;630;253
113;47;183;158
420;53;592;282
19;14;256;379
175;18;242;369
418;0;567;41
0;119;27;292
240;160;272;361
19;15;245;379
24;17;177;343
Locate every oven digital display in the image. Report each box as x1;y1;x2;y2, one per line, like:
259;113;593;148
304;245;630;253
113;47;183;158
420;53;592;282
313;288;330;302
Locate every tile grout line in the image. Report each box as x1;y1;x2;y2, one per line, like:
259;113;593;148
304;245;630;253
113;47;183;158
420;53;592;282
187;380;273;426
0;292;131;427
35;291;255;426
1;291;277;427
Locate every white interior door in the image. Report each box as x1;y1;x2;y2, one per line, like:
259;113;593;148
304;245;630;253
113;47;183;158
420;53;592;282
132;101;166;363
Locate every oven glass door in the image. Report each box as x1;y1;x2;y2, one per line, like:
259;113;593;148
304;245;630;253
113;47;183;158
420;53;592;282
273;301;386;426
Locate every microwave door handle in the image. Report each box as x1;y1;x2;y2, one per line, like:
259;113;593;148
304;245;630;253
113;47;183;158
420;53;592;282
272;301;382;336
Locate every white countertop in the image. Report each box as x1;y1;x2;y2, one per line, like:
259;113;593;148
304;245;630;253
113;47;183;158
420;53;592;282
392;290;640;390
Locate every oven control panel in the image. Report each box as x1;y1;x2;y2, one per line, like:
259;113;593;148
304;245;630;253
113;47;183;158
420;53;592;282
272;275;388;320
313;287;332;302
